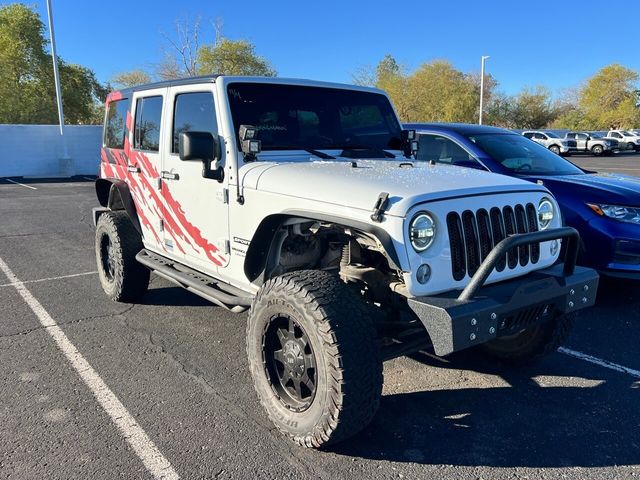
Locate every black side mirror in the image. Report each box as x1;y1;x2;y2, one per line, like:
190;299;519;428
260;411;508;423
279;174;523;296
178;131;223;181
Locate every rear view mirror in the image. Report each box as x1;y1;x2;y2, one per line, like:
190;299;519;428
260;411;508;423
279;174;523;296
178;131;223;181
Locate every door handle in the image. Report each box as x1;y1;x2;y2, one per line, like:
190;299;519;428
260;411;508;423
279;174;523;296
127;165;140;173
161;171;180;181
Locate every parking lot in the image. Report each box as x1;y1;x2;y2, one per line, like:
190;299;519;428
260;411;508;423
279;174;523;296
1;153;639;480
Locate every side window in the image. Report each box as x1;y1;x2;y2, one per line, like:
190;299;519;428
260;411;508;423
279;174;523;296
134;96;163;152
416;134;482;168
104;98;129;149
172;92;217;153
612;132;622;138
567;133;576;139
523;132;534;139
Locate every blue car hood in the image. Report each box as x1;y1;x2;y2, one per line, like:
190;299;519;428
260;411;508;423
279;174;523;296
527;173;640;206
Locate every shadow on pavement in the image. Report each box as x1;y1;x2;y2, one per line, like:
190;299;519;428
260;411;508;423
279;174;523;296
332;350;639;467
331;277;640;468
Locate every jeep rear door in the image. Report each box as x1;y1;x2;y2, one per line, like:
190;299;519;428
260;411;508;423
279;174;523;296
159;84;230;275
129;87;167;253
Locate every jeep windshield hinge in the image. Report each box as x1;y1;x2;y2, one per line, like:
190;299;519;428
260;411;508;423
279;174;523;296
370;192;390;223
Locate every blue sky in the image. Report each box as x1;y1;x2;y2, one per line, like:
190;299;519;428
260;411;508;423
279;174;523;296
22;0;640;95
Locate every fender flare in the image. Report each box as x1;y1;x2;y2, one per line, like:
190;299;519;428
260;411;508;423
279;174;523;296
95;178;142;234
243;211;403;283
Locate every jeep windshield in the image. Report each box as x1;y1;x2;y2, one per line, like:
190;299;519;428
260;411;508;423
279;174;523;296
469;133;583;175
227;83;403;159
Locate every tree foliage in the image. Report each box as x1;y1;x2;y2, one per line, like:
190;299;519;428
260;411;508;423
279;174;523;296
0;3;106;124
110;70;152;89
197;39;276;76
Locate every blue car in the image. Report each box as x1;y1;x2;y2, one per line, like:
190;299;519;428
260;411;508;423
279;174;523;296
406;123;640;279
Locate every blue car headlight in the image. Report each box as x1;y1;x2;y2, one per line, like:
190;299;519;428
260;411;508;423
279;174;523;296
587;203;640;224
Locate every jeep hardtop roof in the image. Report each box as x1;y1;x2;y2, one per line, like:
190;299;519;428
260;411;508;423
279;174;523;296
114;75;387;97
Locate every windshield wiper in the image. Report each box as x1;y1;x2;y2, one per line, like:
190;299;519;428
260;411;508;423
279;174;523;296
338;145;397;158
304;149;335;159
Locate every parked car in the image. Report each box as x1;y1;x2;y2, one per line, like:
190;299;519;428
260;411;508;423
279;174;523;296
629;129;640;136
522;130;574;155
564;131;617;156
607;130;640;151
407;123;640;279
93;77;599;448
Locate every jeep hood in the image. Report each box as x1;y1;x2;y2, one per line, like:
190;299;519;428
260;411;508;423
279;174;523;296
240;159;546;217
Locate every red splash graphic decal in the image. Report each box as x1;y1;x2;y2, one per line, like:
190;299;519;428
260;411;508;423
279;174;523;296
99;96;226;267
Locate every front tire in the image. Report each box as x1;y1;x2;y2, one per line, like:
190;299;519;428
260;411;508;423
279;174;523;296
591;145;604;156
95;211;150;302
549;145;561;155
246;270;383;448
479;313;576;363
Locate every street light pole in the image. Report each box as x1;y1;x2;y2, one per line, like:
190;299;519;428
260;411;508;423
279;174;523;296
479;55;490;125
45;0;70;165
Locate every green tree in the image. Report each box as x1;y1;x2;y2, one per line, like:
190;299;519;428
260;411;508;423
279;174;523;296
509;86;557;129
405;60;478;123
110;70;152;89
579;64;639;129
197;39;276;76
0;3;106;124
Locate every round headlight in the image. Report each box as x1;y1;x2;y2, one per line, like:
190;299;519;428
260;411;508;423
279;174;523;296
409;213;436;252
538;198;555;230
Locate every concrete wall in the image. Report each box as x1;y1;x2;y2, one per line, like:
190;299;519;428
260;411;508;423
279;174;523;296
0;125;102;178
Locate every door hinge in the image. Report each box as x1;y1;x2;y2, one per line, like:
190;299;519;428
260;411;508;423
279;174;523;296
216;188;229;204
159;219;164;232
217;239;230;255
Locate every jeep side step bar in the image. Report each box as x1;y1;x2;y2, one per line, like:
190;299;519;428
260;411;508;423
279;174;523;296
136;249;253;313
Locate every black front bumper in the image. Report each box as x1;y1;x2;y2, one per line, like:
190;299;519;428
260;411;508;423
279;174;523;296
407;227;600;356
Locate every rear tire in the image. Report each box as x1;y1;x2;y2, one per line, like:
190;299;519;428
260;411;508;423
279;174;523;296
246;270;383;448
479;313;576;364
95;211;149;302
591;145;604;156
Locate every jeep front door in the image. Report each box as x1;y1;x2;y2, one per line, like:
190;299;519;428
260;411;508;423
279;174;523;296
160;85;230;275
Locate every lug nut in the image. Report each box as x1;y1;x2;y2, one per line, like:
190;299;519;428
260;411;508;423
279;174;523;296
470;333;476;341
489;327;496;334
582;297;588;304
583;285;589;292
471;318;477;326
568;301;574;308
490;313;497;320
570;289;575;296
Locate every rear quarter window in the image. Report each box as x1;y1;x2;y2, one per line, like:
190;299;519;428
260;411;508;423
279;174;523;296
104;98;130;149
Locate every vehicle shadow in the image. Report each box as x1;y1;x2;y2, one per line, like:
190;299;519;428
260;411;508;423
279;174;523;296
331;350;639;467
330;278;640;467
141;286;215;307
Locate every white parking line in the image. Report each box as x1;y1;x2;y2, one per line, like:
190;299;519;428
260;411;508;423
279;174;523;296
559;347;640;379
0;257;179;480
5;179;37;190
83;177;95;181
0;270;98;288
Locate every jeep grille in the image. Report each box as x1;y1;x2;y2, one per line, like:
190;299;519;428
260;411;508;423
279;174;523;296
446;203;540;281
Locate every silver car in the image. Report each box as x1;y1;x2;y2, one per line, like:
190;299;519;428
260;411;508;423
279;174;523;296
522;131;572;155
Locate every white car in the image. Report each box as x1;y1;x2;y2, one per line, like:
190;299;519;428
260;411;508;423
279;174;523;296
522;130;573;155
92;76;598;448
607;130;640;151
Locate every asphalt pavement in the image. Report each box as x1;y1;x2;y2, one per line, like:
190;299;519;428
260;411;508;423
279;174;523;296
1;155;639;480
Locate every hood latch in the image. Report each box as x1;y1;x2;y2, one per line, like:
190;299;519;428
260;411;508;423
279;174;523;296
371;192;390;223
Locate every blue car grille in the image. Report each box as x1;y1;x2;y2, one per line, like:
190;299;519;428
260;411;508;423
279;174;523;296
447;204;540;281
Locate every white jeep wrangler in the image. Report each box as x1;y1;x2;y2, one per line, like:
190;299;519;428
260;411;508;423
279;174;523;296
93;76;599;448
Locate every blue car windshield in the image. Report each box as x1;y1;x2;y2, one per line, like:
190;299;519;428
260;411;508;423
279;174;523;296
469;133;583;175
